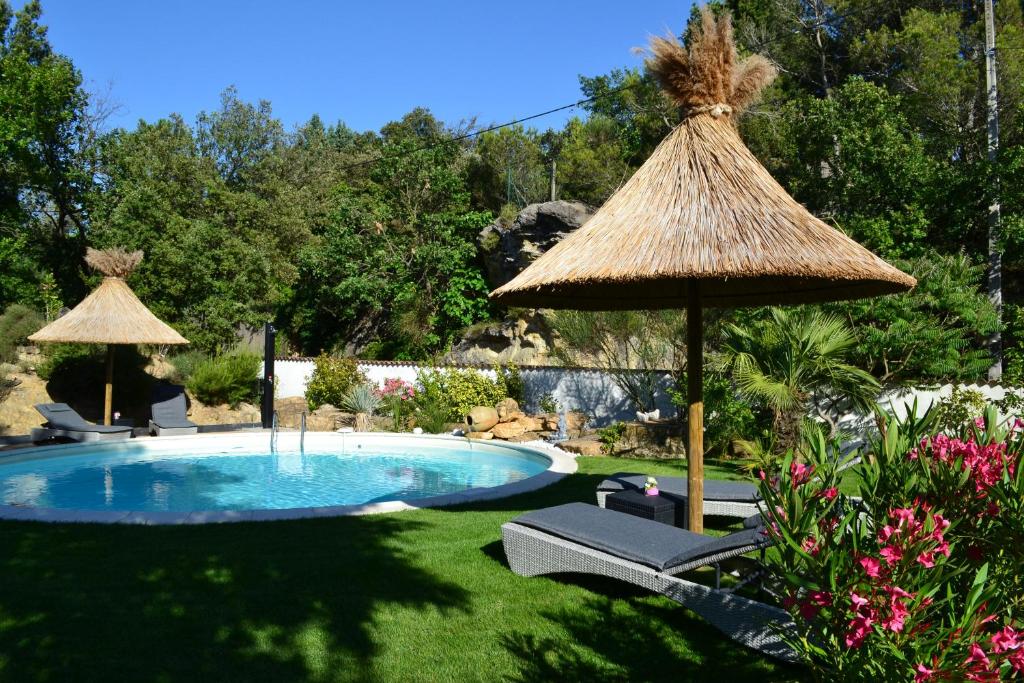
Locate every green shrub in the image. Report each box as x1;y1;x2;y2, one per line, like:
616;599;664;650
305;353;366;411
495;363;524;404
0;304;44;364
668;370;765;457
169;350;209;383
597;422;627;455
537;392;560;414
187;352;260;407
413;401;449;434
37;344;96;381
414;367;510;422
931;386;988;433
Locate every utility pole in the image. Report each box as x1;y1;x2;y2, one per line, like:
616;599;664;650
985;0;1002;382
549;158;557;202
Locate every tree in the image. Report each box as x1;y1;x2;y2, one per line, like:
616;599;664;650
0;0;91;306
825;251;999;384
555;116;631;206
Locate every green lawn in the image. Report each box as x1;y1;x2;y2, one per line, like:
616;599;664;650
0;457;811;682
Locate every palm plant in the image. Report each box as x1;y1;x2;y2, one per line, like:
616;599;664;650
719;308;879;452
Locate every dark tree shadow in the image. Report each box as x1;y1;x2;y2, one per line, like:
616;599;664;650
0;514;469;682
501;594;806;682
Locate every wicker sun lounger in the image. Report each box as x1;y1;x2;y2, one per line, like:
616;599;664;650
149;385;198;436
596;472;762;519
502;502;795;661
31;403;133;443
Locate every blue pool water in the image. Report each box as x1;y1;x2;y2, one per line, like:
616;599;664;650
0;437;550;512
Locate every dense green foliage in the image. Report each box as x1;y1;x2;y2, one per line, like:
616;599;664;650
185;352;259;407
304;353;366;411
414;367;513;422
3;0;1024;385
0;303;42;364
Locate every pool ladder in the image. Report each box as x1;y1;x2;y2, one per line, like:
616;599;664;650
270;410;279;453
300;412;306;453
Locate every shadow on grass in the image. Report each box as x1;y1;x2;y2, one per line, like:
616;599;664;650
0;515;469;682
501;592;805;682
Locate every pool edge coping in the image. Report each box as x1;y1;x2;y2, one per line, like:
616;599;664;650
0;435;578;525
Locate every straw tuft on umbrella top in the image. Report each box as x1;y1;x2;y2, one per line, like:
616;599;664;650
29;248;187;346
489;8;915;532
490;10;915;310
29;248;187;425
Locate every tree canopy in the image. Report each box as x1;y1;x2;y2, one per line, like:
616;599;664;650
2;0;1022;386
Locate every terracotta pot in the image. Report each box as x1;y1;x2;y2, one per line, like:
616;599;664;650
466;406;498;432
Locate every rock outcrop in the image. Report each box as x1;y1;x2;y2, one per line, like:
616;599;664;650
478;200;593;289
445;310;557;366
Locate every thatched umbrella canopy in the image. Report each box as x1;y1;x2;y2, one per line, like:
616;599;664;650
491;9;915;531
29;248;188;425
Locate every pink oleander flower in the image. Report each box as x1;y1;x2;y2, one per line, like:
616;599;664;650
845;613;873;648
859;556;881;578
790;461;813;486
801;537;819;556
914;663;936;682
991;626;1021;654
820;487;838;500
965;642;991;668
880;545;903;565
916;551;935;568
850;591;869;610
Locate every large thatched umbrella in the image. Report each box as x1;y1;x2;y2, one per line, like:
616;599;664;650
29;248;188;425
491;10;915;532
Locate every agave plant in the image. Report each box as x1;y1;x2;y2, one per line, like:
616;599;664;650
341;382;383;416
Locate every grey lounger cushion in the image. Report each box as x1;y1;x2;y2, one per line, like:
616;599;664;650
598;472;760;503
150;385;196;429
34;403;132;434
512;502;770;572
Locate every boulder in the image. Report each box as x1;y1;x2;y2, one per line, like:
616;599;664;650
491;421;526;439
558;436;603;457
466;406;499;432
506;431;542;443
495;398;520;422
312;403;338;416
466;431;494;440
478;200;593;289
567;411;588;436
514;415;545;432
305;414;336;432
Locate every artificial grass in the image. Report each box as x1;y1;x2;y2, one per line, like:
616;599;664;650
0;456;808;682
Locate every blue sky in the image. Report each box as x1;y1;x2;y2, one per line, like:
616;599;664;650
23;0;694;134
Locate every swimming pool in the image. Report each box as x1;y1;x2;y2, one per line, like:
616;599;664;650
0;433;576;524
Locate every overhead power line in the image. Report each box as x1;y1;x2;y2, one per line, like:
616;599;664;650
337;81;642;173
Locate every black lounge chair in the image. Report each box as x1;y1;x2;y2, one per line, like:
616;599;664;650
149;385;198;436
597;472;761;520
502;502;795;660
31;403;133;443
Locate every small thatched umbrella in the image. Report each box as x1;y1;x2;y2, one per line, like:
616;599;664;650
29;248;189;425
491;9;915;531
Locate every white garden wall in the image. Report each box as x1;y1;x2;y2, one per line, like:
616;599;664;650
269;358;1022;433
268;359;676;426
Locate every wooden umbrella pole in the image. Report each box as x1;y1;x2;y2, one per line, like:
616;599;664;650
686;281;704;533
104;344;114;426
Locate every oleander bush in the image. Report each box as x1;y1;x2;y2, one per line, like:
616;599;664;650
305;353;366;411
187;352;260;407
761;409;1024;681
377;377;417;431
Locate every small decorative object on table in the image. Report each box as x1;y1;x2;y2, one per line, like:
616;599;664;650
644;476;659;496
